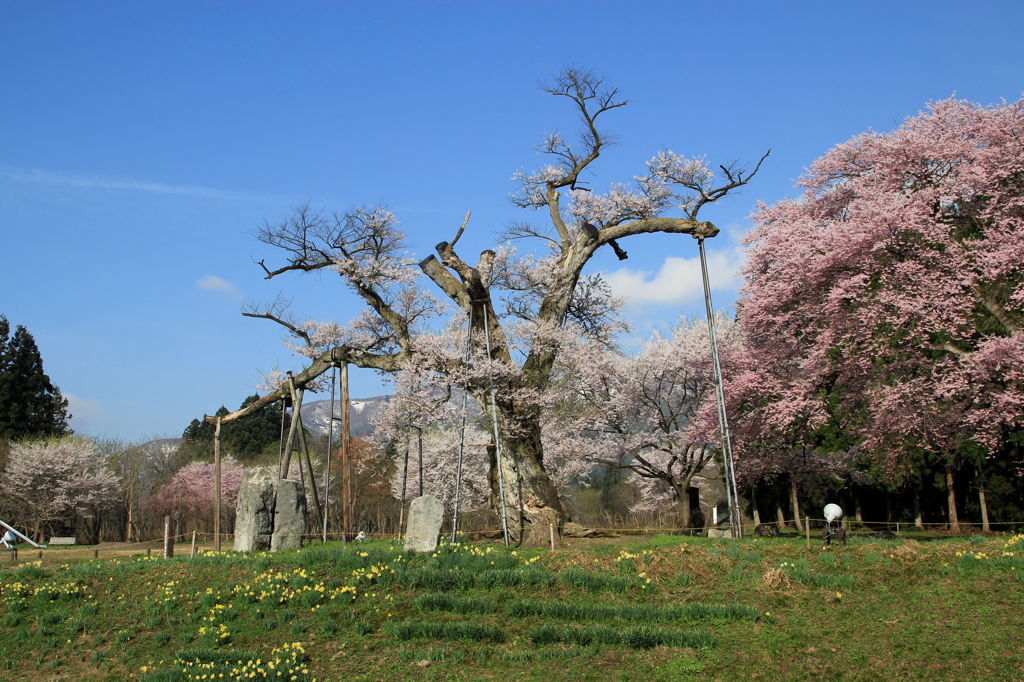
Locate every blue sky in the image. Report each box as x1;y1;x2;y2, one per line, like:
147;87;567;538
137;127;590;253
2;1;1022;440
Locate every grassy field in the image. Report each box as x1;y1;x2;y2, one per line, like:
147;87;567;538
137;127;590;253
1;531;1022;681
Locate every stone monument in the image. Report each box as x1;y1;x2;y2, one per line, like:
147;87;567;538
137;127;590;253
707;499;733;539
403;495;444;552
270;478;307;552
234;467;276;552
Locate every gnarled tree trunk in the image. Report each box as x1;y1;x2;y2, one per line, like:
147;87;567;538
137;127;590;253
946;469;960;532
791;481;803;533
486;423;563;546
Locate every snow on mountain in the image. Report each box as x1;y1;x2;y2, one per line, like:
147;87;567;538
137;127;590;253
299;395;390;437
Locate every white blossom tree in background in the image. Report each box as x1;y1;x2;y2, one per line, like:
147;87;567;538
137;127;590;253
547;315;742;530
209;68;767;544
0;437;120;542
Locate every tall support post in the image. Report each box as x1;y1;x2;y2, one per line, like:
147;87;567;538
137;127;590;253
324;364;336;544
340;361;351;544
214;416;222;552
451;305;474;541
417;430;424;497
164;515;174;558
277;397;287;479
294;412;324;527
280;372;303;480
399;436;410;540
697;236;743;539
482;301;510;547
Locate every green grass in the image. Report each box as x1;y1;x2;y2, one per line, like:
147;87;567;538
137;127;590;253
507;597;757;623
1;535;1022;681
413;592;498;614
384;619;506;643
528;623;714;649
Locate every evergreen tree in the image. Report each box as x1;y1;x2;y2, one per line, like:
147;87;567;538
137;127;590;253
227;394;288;460
180;406;229;461
0;316;71;440
181;396;289;463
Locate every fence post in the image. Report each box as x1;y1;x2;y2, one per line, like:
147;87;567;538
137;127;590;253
549;525;555;552
93;549;98;559
163;516;174;558
806;516;811;550
191;530;197;559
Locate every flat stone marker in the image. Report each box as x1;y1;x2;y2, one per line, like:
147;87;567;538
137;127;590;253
271;478;307;552
234;467;276;552
404;495;444;553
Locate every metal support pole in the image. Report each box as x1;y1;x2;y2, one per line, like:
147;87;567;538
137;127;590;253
417;430;424;498
399;436;410;541
482;302;510;547
214;416;222;552
697;236;743;539
451;305;474;542
325;364;336;544
0;519;47;549
341;362;351;546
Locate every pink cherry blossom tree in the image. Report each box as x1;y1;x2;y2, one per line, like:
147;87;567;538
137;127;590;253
738;96;1024;529
146;457;245;535
208;68;767;544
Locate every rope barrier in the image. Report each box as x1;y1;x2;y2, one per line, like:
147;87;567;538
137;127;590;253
6;518;1018;565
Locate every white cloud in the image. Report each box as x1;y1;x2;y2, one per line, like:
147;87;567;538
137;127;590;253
602;246;745;306
196;275;242;300
0;165;263;200
66;393;112;432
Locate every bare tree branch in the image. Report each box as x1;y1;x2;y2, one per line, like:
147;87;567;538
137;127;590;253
448;211;472;250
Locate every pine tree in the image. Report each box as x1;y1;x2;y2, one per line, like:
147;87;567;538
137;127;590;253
226;394;288;461
180;396;289;463
0;316;71;440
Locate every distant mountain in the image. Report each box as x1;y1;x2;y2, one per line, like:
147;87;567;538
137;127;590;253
146;437;182;450
299;395;390;437
297;387;483;438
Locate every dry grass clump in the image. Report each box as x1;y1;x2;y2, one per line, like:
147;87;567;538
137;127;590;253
761;567;792;589
893;541;922;556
